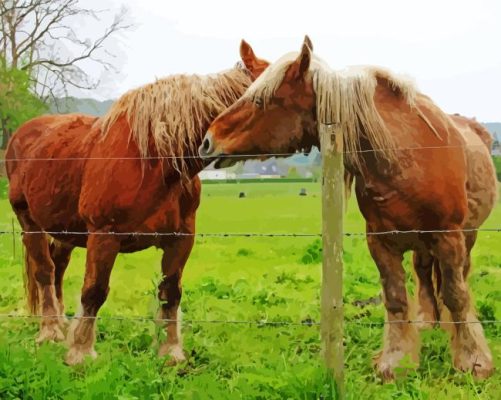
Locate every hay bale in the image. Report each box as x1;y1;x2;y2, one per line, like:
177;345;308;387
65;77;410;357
299;188;307;196
239;192;246;198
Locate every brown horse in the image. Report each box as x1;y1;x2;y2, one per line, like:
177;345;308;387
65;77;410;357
5;40;266;365
200;37;498;380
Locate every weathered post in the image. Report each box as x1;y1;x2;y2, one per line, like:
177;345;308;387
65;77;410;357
319;123;344;398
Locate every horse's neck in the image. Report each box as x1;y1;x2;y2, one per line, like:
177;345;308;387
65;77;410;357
169;68;250;175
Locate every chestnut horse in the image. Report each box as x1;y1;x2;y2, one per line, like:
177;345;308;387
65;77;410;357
200;37;498;380
5;41;266;365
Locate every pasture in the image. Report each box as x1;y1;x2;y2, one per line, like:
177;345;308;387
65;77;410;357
0;178;500;399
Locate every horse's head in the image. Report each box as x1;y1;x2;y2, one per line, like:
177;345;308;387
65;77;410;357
199;36;318;167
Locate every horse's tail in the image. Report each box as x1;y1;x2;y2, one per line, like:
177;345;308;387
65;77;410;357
432;257;442;299
23;248;39;315
344;171;354;213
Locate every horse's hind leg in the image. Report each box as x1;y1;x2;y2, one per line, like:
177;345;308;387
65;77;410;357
17;212;65;343
49;240;74;318
65;232;120;365
463;231;477;280
157;217;195;365
431;231;493;379
368;235;420;381
435;231;476;334
413;250;439;329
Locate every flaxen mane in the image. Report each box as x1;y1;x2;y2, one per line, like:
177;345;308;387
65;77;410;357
244;52;419;170
101;66;252;175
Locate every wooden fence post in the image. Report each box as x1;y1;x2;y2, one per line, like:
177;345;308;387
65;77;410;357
320;123;344;399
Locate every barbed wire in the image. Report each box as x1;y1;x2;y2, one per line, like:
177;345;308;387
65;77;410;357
0;227;499;238
0;313;499;326
0;144;490;162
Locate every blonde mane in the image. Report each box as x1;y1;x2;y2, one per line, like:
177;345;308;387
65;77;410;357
244;52;418;169
101;66;252;175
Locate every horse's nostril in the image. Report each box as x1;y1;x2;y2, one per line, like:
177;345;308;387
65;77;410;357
199;133;215;158
202;137;211;151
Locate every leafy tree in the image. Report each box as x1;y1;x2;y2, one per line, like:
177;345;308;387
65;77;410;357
0;0;129;149
0;58;46;148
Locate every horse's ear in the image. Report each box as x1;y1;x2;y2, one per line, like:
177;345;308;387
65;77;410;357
240;39;256;65
240;39;269;81
285;41;312;81
304;35;313;51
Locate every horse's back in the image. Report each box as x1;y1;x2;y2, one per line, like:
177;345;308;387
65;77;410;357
7;114;98;174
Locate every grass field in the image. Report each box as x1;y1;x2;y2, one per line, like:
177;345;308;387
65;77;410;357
0;179;500;399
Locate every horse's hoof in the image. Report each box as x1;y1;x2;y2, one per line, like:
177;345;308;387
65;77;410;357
159;344;186;366
377;366;396;383
455;352;494;380
36;324;65;344
373;351;395;382
64;347;97;366
373;349;418;382
473;363;495;380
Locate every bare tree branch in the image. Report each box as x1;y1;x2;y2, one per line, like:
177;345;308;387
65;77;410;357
0;0;131;102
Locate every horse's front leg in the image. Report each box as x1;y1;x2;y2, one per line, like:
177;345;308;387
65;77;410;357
368;234;420;381
65;232;120;365
157;226;195;365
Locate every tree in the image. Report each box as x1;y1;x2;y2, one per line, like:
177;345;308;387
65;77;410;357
0;0;130;101
0;57;46;148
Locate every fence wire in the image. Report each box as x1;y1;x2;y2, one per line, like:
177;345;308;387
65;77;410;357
0;143;491;162
0;313;500;327
0;228;500;237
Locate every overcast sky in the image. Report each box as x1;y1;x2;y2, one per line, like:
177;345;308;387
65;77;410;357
83;0;501;121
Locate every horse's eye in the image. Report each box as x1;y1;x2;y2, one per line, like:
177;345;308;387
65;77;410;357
254;98;263;108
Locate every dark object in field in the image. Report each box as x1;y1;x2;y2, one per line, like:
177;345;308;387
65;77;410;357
299;188;307;196
301;317;316;326
352;295;382;308
239;192;246;198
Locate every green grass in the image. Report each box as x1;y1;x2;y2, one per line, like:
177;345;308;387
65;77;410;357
493;156;501;181
0;179;500;399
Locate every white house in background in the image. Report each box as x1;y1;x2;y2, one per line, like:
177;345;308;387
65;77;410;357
198;169;236;180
